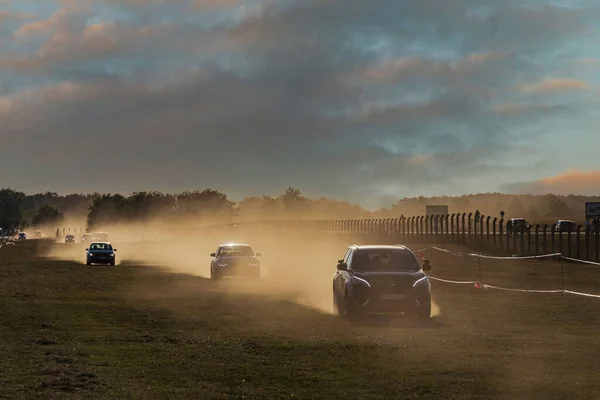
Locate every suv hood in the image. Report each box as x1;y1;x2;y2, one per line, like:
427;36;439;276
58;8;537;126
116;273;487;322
353;270;425;282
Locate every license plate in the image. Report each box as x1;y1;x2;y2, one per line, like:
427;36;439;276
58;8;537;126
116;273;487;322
381;294;405;300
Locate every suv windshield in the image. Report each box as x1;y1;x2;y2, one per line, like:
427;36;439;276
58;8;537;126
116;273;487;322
352;249;420;272
89;243;113;250
218;246;254;257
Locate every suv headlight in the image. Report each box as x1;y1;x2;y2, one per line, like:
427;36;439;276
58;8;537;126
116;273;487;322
413;276;430;290
351;276;371;287
249;262;259;267
88;253;94;257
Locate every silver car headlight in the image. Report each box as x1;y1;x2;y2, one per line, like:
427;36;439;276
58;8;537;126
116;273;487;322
217;263;228;267
248;262;259;267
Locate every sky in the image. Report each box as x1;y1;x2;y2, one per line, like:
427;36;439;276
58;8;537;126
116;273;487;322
1;0;600;208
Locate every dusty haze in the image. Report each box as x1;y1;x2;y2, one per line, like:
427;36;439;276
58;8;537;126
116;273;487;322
42;218;440;317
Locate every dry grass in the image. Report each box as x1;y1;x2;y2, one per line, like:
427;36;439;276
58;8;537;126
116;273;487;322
1;237;600;399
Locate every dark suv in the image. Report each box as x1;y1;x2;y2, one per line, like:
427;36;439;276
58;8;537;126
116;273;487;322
506;218;531;236
333;245;432;320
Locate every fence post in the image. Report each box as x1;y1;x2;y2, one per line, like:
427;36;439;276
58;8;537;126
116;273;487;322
511;225;517;254
450;213;455;242
485;216;490;245
498;218;503;251
467;213;472;243
535;225;540;255
400;214;406;243
575;225;581;259
585;225;590;261
492;217;497;249
594;229;600;262
479;214;485;244
461;214;466;244
520;225;525;255
550;224;556;254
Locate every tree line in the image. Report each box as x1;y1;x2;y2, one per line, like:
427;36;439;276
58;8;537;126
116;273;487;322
0;187;597;234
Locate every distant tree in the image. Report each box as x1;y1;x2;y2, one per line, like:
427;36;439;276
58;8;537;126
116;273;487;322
32;205;64;227
87;194;127;230
0;188;25;233
261;195;279;218
176;189;233;219
280;187;308;215
545;194;570;217
507;197;526;217
454;196;472;213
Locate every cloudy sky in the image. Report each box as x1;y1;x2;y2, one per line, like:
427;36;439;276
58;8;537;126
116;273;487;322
1;0;599;208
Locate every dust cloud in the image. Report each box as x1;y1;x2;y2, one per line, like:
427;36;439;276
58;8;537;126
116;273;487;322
41;219;441;317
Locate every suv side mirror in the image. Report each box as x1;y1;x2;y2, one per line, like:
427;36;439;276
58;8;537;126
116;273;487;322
85;248;89;251
113;249;117;252
255;252;262;257
336;262;348;271
422;259;432;271
210;253;216;257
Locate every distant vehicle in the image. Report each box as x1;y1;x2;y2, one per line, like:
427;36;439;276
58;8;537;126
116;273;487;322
81;232;109;243
85;242;117;266
65;234;76;243
333;245;432;320
554;220;578;233
506;218;531;236
17;232;27;240
92;232;109;241
209;243;261;280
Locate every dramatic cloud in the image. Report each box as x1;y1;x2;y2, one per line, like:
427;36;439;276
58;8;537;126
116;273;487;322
0;0;599;208
502;170;600;196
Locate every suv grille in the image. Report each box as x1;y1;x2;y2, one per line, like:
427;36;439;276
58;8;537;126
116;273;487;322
369;281;413;294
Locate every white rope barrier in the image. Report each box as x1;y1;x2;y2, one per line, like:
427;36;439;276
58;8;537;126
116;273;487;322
420;245;600;299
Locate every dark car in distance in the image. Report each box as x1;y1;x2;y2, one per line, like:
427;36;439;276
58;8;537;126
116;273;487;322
65;234;76;243
554;220;577;233
333;245;432;320
210;244;261;280
85;242;117;266
506;218;531;236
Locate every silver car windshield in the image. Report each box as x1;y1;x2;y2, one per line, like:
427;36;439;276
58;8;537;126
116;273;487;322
218;246;254;257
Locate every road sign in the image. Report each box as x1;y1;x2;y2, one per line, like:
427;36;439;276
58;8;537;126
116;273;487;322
585;202;600;219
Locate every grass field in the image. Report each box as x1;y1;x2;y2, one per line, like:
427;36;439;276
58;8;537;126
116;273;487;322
2;238;600;399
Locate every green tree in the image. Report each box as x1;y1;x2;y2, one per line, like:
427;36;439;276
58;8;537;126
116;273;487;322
280;187;308;215
32;205;64;227
0;188;25;233
176;189;233;218
87;194;127;230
